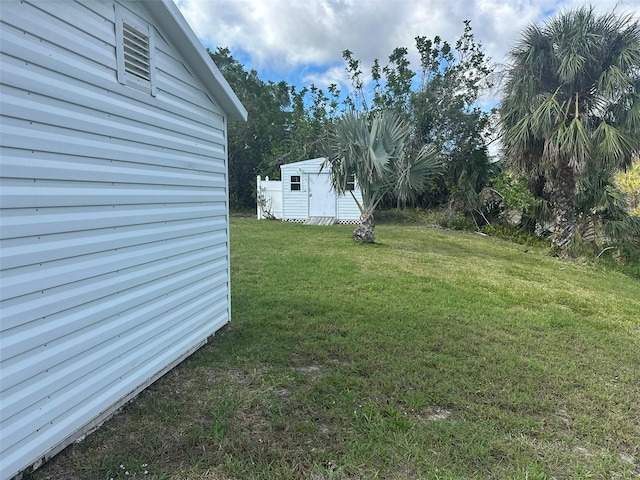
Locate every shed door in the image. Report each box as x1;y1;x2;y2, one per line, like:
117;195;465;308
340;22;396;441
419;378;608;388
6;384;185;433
308;173;336;217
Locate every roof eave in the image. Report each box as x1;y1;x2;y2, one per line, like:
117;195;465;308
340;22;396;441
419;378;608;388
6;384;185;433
142;0;248;122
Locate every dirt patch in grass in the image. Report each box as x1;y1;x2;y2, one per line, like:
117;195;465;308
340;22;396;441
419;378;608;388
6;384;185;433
426;408;452;421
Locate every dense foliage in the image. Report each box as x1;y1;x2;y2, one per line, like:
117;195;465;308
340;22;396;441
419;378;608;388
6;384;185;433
212;10;638;264
342;21;496;212
210;22;495;213
208;48;340;210
500;7;640;255
616;157;640;216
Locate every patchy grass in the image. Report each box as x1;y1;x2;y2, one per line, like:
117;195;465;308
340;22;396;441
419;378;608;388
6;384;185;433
30;219;640;480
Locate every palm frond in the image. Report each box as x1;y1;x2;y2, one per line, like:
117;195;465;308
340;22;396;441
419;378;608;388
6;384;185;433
500;5;640;179
394;145;443;203
560;116;590;172
529;91;563;136
593;120;636;168
322;109;442;215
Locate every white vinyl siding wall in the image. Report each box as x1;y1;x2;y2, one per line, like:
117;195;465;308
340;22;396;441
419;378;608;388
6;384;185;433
0;1;231;478
337;191;363;221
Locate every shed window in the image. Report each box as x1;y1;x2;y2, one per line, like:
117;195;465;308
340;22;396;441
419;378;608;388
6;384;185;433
115;6;156;96
346;174;356;191
291;175;301;191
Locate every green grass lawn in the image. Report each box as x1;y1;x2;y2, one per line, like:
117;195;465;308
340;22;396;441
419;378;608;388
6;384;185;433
31;219;640;479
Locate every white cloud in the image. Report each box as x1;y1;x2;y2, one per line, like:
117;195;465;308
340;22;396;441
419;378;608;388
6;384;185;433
175;0;640;88
301;65;349;91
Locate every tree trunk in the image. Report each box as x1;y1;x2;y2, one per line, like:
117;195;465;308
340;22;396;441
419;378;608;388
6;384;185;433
353;212;375;243
551;162;576;255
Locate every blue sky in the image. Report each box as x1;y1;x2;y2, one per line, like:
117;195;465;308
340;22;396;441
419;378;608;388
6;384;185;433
176;0;640;102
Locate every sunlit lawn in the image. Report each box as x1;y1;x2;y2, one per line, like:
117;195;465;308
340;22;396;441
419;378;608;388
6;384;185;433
30;218;640;479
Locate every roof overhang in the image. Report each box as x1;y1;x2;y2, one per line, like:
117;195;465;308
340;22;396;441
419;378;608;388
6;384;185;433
141;0;248;122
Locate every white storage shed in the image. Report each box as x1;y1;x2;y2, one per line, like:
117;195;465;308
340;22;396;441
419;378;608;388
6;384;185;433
0;1;247;478
257;158;363;223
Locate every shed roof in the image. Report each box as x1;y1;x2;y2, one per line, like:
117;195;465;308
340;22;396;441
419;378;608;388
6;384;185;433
143;0;247;122
281;157;327;172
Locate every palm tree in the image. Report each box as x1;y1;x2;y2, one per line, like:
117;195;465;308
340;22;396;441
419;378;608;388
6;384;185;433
500;6;640;254
322;110;442;242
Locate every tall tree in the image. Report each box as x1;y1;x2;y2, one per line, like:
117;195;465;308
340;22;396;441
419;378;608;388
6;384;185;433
322;111;442;242
500;7;640;254
209;47;290;209
342;22;495;211
280;83;341;166
411;22;495;212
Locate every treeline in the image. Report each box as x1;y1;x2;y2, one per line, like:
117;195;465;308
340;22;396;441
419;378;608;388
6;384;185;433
208;21;495;214
210;14;639;265
208;47;339;209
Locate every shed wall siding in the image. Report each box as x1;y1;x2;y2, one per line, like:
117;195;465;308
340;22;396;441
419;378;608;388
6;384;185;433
0;1;231;478
337;189;363;221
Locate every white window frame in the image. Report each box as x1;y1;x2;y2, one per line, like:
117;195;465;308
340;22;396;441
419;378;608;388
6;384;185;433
115;5;157;96
346;174;356;191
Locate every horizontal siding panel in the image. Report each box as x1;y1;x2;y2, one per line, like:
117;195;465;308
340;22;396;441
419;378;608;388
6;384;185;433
1;104;224;161
0;155;223;189
0;26;117;93
1;230;228;302
29;0;117;43
0;182;227;209
1;250;228;363
1;300;229;477
155;55;218;111
149;17;226;118
154;89;225;132
77;0;120;23
2;275;229;424
337;191;363;221
283;192;309;219
1;217;227;270
0;60;225;142
1;92;224;159
3;0;116;69
0;243;228;337
281;166;310;219
0;203;227;239
0;34;224;129
0;122;224;173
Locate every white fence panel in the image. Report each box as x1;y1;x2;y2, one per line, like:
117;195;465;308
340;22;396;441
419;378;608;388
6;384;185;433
256;175;283;219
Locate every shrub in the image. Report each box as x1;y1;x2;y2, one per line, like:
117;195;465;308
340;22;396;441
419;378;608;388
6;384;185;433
482;223;549;247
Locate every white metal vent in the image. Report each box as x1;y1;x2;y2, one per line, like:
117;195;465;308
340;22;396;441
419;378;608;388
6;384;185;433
115;6;156;96
123;23;150;81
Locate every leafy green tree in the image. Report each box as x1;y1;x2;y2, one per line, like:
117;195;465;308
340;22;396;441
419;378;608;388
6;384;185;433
322;111;442;242
209;47;290;209
280;83;341;166
500;7;640;254
342;22;495;212
209;48;340;210
575;165;640;252
410;21;495;214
